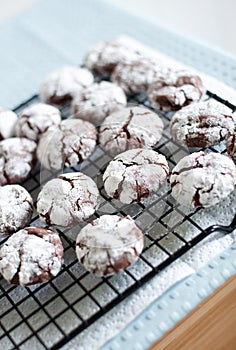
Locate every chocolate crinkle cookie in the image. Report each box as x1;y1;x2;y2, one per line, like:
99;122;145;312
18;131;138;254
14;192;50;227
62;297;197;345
147;69;205;111
0;227;64;286
170;151;236;208
0;185;33;236
103;149;169;204
99;106;164;157
0;108;18;140
84;38;141;77
76;215;144;277
226;131;236;163
0;137;36;185
111;59;168;95
39;66;94;106
37;119;97;171
72;81;127;125
37;172;100;227
170;100;235;148
16;103;61;142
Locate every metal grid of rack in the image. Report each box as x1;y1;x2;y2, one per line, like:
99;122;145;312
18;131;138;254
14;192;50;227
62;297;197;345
0;90;235;350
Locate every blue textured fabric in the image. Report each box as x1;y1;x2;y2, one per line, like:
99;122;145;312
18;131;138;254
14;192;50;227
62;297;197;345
1;0;236;108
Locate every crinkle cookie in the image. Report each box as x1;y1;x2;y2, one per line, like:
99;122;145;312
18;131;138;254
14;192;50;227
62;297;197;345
147;70;205;111
84;38;141;76
103;149;169;204
0;227;64;286
72;81;127;125
0;137;37;185
170;100;235;148
111;59;168;95
40;66;94;106
170;151;236;208
0;108;17;140
0;185;33;236
37;119;97;170
226;131;236;163
37;172;100;227
99;106;164;157
76;215;144;277
16;103;61;142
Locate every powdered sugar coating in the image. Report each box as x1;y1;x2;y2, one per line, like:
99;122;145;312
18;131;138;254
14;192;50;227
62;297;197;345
147;69;205;111
226;131;236;163
37;119;97;171
37;172;100;227
170;100;235;148
76;215;144;277
0;185;33;236
0;137;36;185
103;149;169;204
84;39;141;76
170;151;236;208
16;103;61;142
0;108;17;140
111;59;169;95
0;227;64;286
40;66;94;106
72;81;127;125
99;106;164;157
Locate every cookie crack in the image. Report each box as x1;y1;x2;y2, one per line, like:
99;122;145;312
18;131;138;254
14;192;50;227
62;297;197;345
40;204;53;225
113;109;134;141
59;176;75;188
11;240;24;285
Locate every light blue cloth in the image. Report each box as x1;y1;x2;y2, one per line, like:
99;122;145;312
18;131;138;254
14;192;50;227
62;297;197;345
1;0;236;109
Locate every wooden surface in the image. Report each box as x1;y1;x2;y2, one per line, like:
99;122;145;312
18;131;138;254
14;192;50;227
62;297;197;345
149;274;236;350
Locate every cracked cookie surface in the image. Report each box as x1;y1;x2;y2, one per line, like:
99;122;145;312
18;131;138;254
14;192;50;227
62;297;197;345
170;151;236;208
76;215;144;277
103;148;169;204
147;69;205;111
84;38;141;77
37;118;97;170
170;100;235;148
72;81;127;125
111;59;168;95
0;137;37;185
0;227;64;286
37;172;100;227
0;108;17;140
99;106;164;157
0;185;33;236
40;66;94;106
16;103;61;142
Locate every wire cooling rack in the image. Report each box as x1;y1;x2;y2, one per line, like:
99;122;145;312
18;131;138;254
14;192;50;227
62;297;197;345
0;90;235;350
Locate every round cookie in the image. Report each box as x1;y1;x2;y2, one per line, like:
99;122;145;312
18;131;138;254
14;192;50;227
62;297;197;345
147;70;205;111
111;59;168;95
0;108;17;140
16;103;61;142
0;227;64;286
170;151;236;208
226;132;236;163
0;185;33;236
37;119;97;171
99;106;164;157
103;149;169;204
84;38;141;76
76;215;144;277
37;172;100;227
170;100;235;148
0;137;37;185
72;81;127;125
40;66;94;106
